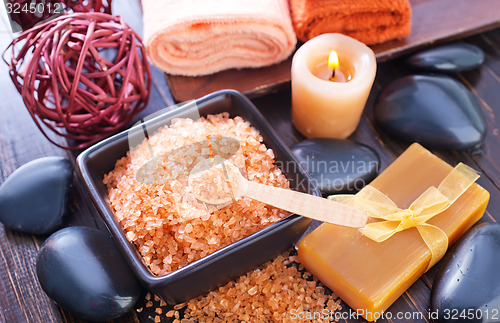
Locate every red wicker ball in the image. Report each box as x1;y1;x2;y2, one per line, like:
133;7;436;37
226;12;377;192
4;12;151;149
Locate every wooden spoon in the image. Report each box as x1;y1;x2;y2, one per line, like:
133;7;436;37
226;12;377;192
188;158;368;228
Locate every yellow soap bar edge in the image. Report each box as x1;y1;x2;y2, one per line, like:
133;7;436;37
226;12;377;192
298;188;489;322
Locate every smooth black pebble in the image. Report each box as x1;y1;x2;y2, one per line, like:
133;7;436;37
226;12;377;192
37;226;142;321
431;223;500;322
291;139;379;195
374;75;486;150
0;157;72;235
407;43;485;73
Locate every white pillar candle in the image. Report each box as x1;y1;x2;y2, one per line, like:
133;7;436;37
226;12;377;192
291;33;377;139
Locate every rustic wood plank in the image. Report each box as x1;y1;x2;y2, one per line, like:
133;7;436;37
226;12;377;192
0;31;65;322
0;7;156;321
249;30;500;323
360;37;500;319
251;60;428;323
0;2;499;321
467;32;500;77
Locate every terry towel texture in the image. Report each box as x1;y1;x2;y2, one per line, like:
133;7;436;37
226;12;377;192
289;0;411;45
142;0;297;76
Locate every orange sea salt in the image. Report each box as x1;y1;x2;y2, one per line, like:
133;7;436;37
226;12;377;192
104;113;290;275
143;250;341;322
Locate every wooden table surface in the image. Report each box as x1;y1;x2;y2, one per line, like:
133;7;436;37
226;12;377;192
0;4;500;323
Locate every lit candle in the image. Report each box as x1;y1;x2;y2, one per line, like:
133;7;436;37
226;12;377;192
291;33;377;139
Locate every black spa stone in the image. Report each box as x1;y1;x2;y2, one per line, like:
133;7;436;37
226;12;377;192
374;75;486;150
431;224;500;322
0;157;72;235
291;139;379;195
36;226;142;321
407;43;485;73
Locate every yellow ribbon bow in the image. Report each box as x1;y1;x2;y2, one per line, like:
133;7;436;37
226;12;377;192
329;163;479;271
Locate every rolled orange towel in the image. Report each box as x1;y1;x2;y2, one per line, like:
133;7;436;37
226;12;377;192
142;0;297;76
289;0;411;45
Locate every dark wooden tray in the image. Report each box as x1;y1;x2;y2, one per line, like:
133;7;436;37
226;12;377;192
165;0;500;102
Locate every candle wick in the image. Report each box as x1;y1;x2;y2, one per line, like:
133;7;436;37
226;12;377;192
330;69;336;81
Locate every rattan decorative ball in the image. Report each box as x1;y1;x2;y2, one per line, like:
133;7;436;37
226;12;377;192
5;12;151;149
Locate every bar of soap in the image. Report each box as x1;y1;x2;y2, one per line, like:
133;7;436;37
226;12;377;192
298;143;490;321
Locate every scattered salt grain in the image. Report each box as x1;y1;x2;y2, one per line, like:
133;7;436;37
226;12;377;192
165;250;339;322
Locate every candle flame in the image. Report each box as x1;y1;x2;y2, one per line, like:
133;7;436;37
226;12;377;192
328;50;339;70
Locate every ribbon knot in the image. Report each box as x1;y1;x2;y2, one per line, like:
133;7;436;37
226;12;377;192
329;163;479;271
399;211;417;230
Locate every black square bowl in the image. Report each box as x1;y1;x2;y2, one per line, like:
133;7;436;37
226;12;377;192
76;89;320;304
